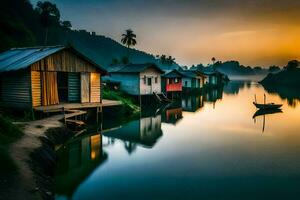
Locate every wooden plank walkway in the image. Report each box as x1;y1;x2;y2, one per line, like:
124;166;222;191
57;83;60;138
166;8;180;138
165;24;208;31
34;99;122;113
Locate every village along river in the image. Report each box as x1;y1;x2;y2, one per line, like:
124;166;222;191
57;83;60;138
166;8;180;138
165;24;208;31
54;81;300;200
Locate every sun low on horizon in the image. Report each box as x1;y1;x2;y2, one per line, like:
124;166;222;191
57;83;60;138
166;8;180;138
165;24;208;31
30;0;300;67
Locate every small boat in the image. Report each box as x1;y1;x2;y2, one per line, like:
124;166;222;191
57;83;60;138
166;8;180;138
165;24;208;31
253;94;283;110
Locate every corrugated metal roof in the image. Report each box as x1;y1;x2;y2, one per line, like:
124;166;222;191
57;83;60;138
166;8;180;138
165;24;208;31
179;70;197;78
0;46;65;72
162;69;183;78
108;63;164;74
0;45;107;74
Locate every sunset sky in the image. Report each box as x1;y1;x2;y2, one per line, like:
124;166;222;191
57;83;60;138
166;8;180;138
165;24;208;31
31;0;300;67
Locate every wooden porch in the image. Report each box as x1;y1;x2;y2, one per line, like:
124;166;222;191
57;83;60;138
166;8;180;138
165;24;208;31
33;99;122;113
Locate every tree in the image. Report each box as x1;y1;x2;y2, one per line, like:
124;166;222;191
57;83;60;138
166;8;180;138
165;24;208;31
268;65;280;72
121;56;129;64
166;56;175;66
211;57;216;64
36;1;60;45
111;58;120;66
159;55;167;65
121;29;137;59
61;20;72;29
286;60;299;71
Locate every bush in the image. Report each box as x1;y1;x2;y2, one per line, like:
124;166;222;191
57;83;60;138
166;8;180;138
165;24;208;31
102;88;140;114
0;114;23;145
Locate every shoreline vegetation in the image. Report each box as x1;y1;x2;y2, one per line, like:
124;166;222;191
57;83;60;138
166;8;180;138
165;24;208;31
0;98;139;200
102;88;140;114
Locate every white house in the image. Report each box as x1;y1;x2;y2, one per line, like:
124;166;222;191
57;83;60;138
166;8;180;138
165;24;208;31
105;63;164;95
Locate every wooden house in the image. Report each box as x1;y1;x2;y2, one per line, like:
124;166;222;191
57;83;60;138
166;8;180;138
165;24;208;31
179;70;207;92
161;69;183;98
202;68;226;86
105;63;164;96
0;46;106;110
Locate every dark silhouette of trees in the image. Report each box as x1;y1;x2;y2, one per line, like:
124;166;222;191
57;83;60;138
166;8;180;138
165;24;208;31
121;29;137;48
157;54;175;66
211;57;216;64
36;1;60;45
121;56;129;64
286;60;299;71
61;21;72;29
268;65;280;72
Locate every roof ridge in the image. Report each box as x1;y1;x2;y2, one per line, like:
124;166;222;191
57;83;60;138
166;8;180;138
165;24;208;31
10;45;65;50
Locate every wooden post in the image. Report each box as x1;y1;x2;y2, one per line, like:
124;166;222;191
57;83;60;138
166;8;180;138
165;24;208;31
96;106;99;125
62;107;66;124
31;109;35;121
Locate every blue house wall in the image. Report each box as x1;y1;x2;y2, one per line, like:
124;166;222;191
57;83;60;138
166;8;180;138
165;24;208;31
109;73;140;95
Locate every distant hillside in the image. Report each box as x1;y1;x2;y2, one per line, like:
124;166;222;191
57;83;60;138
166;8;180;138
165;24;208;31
260;68;300;87
0;0;180;69
214;61;268;76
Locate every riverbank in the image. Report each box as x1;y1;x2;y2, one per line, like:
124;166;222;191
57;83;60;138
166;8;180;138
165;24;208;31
0;114;66;200
0;95;138;199
260;68;300;87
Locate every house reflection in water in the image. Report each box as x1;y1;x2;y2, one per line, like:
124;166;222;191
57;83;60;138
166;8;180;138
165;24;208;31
55;133;107;197
162;103;183;125
181;95;204;112
103;114;163;154
203;87;223;105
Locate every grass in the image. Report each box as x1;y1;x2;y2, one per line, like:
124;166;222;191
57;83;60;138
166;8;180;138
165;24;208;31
0;114;24;174
102;88;140;114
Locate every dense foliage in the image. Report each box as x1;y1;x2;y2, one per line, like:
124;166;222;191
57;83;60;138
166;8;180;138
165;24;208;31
261;60;300;87
0;0;180;68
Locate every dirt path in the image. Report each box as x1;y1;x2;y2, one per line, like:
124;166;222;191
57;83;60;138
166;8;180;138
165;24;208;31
6;115;64;200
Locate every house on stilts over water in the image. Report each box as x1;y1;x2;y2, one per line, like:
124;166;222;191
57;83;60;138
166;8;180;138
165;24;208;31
104;63;169;104
178;69;207;93
0;46;111;113
161;69;183;99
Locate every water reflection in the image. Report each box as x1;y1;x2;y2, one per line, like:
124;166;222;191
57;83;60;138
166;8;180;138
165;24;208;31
55;133;107;197
182;94;204;112
223;80;252;95
103;114;163;154
55;81;300;200
262;84;300;107
161;102;183;125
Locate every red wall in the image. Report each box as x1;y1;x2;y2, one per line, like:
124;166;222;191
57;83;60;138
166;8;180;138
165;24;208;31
166;79;182;92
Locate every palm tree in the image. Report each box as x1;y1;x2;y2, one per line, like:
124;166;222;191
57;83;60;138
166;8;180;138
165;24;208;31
36;1;60;45
167;56;175;66
121;29;137;60
211;57;216;64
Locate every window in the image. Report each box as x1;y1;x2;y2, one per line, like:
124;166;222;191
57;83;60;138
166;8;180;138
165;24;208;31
185;81;188;87
143;76;146;84
147;78;152;86
174;78;179;83
155;76;158;83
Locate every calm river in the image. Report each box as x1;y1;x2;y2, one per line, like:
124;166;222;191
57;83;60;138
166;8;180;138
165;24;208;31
55;81;300;200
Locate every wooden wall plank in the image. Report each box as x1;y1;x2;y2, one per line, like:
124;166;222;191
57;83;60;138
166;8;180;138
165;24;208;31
30;49;98;73
81;72;90;103
31;71;41;107
90;73;100;103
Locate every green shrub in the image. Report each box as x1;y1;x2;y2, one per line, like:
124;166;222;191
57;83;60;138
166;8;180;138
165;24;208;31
0;114;23;145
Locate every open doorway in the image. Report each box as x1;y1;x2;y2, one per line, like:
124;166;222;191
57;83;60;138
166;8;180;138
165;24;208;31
57;72;68;102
